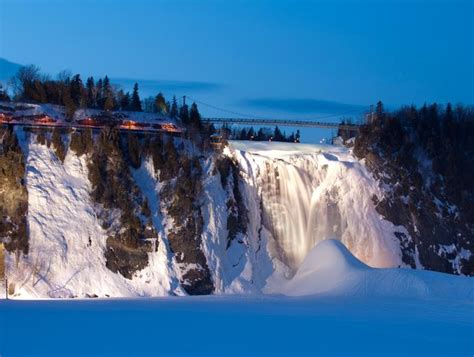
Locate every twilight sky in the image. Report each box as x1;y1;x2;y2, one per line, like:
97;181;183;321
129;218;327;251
0;0;472;121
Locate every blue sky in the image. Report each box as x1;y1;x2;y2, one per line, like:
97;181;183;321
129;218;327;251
0;0;472;122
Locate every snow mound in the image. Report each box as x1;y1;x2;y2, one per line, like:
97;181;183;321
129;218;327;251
274;239;474;301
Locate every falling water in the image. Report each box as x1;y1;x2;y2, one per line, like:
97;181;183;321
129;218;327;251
258;156;343;271
231;141;403;274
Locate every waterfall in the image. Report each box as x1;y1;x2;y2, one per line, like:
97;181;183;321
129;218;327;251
231;141;403;273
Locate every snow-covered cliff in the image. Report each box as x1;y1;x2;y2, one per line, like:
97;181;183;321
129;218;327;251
1;128;471;298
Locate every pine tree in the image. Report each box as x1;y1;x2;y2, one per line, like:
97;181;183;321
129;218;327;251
273;126;284;141
70;74;84;107
104;95;115;111
179;104;189;124
189;102;202;129
86;77;96;108
375;101;384;121
96;79;104;108
170;96;178;117
102;75;115;111
120;92;131;111
155;93;167;114
131;83;142;112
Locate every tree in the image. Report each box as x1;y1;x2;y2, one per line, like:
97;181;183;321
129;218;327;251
86;77;96;108
170;96;178;117
130;83;142;111
127;133;141;169
51;127;66;162
375;101;384;121
62;87;76;120
189;102;202;129
120;92;130;111
179;104;189;124
11;65;41;99
70;74;85;107
96;78;104;108
155;93;167;114
102;75;115;111
273;126;284;141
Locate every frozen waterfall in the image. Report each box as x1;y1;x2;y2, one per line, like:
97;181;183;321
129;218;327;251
230;141;404;273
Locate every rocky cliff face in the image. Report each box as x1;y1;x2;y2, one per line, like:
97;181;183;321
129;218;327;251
0;127;28;256
353;106;474;275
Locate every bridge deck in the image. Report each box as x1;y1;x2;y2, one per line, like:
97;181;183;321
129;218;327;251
203;118;360;130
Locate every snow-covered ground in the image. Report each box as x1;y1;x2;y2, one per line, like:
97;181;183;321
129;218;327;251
2;240;473;356
1;295;472;356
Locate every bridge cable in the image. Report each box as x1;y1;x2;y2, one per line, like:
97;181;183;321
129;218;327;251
186;95;369;122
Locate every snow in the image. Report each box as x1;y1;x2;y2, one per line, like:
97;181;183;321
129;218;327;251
268;239;474;300
5;136;174;298
1;294;472;357
1;134;473;356
4;134;473;302
229;140;406;272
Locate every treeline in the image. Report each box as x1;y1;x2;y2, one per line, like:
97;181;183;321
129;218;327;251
8;65;190;120
225;125;300;142
356;101;474;216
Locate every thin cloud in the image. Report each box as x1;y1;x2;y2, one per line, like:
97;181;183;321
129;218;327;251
113;77;223;97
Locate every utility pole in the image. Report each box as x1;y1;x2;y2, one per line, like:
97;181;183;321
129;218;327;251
182;95;186;107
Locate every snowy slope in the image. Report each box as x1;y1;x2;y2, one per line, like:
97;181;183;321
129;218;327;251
269;239;474;300
6;136;174;298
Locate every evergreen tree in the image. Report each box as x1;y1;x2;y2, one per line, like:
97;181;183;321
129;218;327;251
130;83;142;111
96;79;104;108
170;96;178;117
86;77;96;108
62;87;76;120
70;74;84;107
155;93;167;114
189;102;202;129
273;126;284;141
102;75;115;110
120;92;131;111
104;95;115;111
179;104;189;124
375;101;384;121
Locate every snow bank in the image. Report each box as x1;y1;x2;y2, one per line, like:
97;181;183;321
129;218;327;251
271;239;474;301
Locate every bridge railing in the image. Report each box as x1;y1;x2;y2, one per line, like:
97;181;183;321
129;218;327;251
203;118;360;130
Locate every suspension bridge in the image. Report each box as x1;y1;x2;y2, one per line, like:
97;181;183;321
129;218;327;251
202;117;360;131
186;96;364;131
